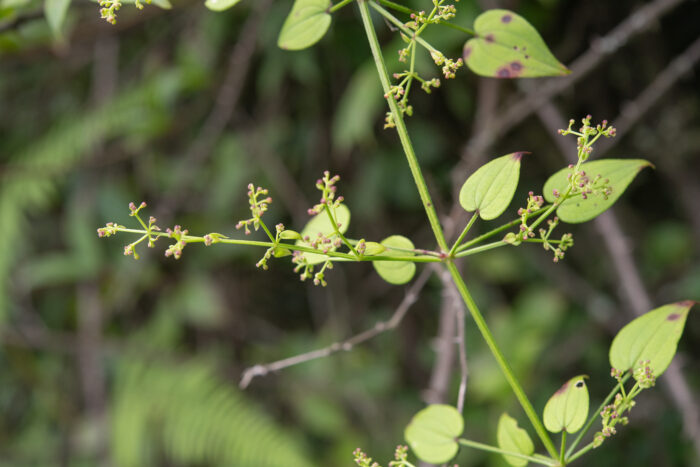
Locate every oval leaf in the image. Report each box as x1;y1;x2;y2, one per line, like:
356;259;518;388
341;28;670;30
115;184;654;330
609;301;695;378
459;152;523;220
277;0;331;51
543;159;653;223
463;9;569;78
296;204;350;265
204;0;241;12
497;413;534;467
363;241;385;256
405;405;463;464
543;375;589;434
372;235;416;285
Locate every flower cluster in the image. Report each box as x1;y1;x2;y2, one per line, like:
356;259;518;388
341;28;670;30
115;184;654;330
633;360;656;389
430;51;463;79
352;445;416;467
97;222;124;238
308;171;343;215
558;115;617;163
99;0;150;24
236;184;273;235
566;167;613;200
517;191;545;238
538;217;573;262
593;392;632;448
165;225;188;260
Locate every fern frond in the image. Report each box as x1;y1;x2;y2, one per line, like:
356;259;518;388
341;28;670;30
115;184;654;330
112;357;314;467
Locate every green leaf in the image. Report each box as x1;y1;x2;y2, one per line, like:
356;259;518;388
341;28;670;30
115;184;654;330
497;413;534;467
273;247;292;258
363;241;385;256
405;405;463;464
204;0;241;11
543;375;589;434
372;235;416;285
609;301;695;378
280;230;301;240
44;0;71;37
459;152;523;220
543;159;652;223
277;0;331;51
463;9;569;78
296;204;350;265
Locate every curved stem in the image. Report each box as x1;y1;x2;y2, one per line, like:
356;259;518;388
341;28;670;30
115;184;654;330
369;1;439;54
446;261;559;459
359;0;448;252
329;0;355;13
376;0;415;15
456;206;550;252
449;212;478;257
458;439;557;466
454;240;507;258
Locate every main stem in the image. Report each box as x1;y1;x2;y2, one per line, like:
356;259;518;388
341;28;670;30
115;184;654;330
358;0;448;253
359;1;557;459
446;261;559;459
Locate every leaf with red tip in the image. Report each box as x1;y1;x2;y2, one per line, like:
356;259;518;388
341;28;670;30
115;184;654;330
463;9;569;78
543;375;589;434
609;301;695;378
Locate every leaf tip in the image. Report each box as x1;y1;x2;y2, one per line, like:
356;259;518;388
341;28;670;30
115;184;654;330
511;151;529;161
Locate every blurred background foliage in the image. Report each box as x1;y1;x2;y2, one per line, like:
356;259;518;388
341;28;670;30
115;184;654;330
1;0;699;465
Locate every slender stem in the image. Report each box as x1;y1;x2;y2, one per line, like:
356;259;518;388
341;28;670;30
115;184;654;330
458;439;557;466
454;240;507;258
456;206;550;252
449;212;478;257
358;0;448;252
438;20;475;36
258;218;275;242
113;228;440;262
446;262;559;459
369;1;439;54
329;0;354;13
376;0;415;15
565;373;630;458
566;441;595;464
560;431;567;465
325;204;359;257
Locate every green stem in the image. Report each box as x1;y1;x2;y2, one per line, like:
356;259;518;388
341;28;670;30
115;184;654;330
114;228;440;263
565;373;630;458
458;439;557;466
566;441;595;464
456;206;550;252
329;0;355;13
358;0;448;253
449;212;478;257
369;1;439;54
454;240;506;258
258;218;275;243
324;204;359;257
446;261;559;459
560;431;567;465
438;20;475;36
376;0;415;15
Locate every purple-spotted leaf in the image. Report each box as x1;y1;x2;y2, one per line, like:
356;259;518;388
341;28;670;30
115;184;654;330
543;375;589;434
296;204;350;265
405;405;463;464
497;413;534;467
543;159;653;223
609;301;695;378
463;9;569;78
278;0;331;51
459;152;523;220
373;235;415;285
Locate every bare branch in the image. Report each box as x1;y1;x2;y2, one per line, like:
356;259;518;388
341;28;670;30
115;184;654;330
239;267;434;389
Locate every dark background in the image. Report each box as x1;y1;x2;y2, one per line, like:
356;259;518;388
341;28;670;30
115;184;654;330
1;0;699;465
